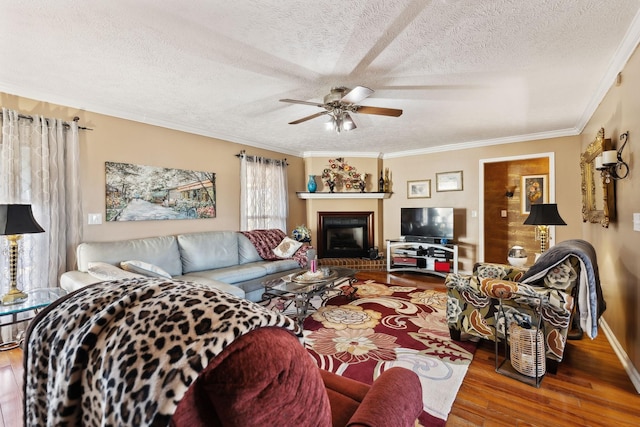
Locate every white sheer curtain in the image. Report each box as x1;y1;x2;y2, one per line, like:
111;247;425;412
240;154;288;231
0;108;83;295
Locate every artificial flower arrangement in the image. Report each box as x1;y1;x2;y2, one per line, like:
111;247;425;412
292;224;311;242
321;158;368;192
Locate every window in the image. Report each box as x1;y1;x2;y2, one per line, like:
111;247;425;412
240;155;288;231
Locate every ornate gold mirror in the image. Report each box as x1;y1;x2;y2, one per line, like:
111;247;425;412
580;128;616;227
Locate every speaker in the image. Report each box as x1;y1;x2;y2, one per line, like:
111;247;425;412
368;247;379;260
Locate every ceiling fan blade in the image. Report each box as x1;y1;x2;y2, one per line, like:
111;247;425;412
279;98;325;108
356;105;403;117
340;86;374;104
288;111;328;125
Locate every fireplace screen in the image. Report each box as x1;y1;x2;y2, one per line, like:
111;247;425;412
318;212;374;258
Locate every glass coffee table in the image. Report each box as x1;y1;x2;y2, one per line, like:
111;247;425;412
262;267;357;326
0;287;67;351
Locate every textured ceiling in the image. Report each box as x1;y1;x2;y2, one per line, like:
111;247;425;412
2;0;640;157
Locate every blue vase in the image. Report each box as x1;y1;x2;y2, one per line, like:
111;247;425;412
307;175;317;193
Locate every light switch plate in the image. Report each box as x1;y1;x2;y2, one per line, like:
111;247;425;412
501;210;507;217
88;213;102;225
634;213;640;231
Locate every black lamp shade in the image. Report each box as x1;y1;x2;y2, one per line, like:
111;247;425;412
0;204;45;235
523;203;567;226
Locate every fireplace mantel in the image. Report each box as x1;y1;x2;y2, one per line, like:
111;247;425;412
297;192;391;199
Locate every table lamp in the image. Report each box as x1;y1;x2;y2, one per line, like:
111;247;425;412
0;204;45;305
523;203;566;254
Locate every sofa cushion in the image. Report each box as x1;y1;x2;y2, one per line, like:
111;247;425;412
238;233;263;264
186;263;267;284
120;260;172;279
172;275;245;299
76;236;183;277
178;231;239;273
258;259;301;275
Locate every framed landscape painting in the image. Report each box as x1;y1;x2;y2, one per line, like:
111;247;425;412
407;180;431;198
105;161;216;221
436;171;463;192
521;174;548;214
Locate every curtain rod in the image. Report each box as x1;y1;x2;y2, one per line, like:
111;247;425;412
14;113;93;131
236;150;287;165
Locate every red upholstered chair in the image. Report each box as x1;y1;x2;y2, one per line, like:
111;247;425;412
171;327;422;427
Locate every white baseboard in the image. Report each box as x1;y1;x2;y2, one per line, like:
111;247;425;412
599;318;640;393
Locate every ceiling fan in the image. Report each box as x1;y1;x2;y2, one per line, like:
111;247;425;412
279;86;403;133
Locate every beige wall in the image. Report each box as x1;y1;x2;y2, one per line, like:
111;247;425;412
0;92;306;243
579;43;640;376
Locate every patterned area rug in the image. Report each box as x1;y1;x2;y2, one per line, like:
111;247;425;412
302;279;477;426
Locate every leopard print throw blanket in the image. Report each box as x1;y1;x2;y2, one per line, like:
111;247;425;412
24;278;302;426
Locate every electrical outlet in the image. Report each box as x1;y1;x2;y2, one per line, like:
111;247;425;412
88;213;102;225
634;213;640;231
501;210;507;218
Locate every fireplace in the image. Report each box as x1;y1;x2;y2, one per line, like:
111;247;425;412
317;211;374;258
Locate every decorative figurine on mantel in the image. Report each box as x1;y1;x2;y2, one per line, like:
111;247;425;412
327;178;336;193
384;168;390;193
359;173;368;193
321;158;367;192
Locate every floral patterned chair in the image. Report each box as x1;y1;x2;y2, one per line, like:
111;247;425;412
445;240;599;373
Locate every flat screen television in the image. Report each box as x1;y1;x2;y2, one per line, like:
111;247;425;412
400;207;454;242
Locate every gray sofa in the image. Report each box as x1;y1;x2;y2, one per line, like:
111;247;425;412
60;231;302;302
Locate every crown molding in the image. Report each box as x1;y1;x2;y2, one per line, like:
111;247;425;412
382;128;579;159
301;151;383;159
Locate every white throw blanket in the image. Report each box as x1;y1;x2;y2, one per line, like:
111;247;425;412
24;278;301;427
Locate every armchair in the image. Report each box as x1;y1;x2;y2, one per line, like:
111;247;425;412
172;326;423;427
24;278;423;427
445;239;604;371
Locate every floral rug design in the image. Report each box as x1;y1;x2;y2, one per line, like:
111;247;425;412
303;280;477;426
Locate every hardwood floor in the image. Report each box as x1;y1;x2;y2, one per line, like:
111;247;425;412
363;271;640;427
2;271;639;426
0;341;23;427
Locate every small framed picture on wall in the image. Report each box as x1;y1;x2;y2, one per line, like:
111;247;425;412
436;171;463;192
407;180;431;198
521;174;548;214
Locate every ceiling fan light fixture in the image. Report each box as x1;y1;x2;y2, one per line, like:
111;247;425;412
342;113;356;131
325;117;336;131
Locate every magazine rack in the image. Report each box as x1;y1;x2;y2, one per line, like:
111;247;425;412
494;294;545;387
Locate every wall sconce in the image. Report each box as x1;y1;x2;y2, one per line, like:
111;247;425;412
595;131;629;183
505;185;516;198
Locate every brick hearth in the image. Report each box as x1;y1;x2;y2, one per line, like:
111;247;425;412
318;257;386;271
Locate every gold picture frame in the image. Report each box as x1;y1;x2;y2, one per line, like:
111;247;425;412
407;180;431;199
580;127;615;227
436;171;463;192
